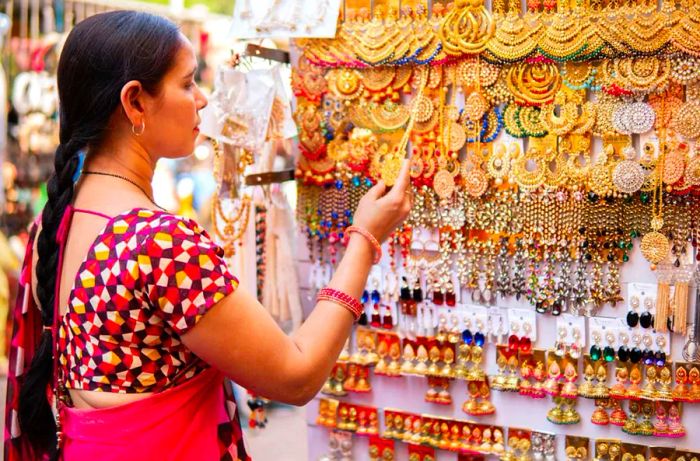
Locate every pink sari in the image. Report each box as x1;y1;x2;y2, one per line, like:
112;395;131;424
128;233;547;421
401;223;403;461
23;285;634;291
5;207;251;460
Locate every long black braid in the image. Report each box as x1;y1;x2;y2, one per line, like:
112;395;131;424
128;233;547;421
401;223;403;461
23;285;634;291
17;11;181;457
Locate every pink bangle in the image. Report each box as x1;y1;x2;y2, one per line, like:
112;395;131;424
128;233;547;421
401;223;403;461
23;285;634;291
343;225;382;264
317;287;364;322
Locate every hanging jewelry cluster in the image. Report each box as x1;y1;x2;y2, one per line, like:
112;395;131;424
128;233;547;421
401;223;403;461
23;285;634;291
295;0;700;458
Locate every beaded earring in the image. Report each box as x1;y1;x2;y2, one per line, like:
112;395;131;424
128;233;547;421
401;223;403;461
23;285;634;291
640;296;654;329
627;295;640;327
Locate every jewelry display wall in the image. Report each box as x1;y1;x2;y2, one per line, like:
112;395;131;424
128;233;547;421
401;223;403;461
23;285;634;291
291;0;700;459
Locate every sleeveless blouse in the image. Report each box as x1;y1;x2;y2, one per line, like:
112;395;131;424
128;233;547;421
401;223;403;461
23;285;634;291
57;207;237;393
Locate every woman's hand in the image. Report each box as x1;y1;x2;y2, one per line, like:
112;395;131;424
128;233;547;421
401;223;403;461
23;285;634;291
352;159;413;243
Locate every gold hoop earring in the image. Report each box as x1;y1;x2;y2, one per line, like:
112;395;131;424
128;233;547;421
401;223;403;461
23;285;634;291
132;120;145;136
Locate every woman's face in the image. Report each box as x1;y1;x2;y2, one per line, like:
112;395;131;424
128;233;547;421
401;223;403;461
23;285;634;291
141;36;207;159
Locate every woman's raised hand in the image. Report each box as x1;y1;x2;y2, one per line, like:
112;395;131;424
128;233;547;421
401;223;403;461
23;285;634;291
351;159;413;243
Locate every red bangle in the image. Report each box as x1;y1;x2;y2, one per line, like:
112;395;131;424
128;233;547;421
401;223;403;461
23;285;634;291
343;225;382;264
317;287;364;322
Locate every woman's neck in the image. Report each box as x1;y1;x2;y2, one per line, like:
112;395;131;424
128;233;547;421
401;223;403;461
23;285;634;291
83;137;156;197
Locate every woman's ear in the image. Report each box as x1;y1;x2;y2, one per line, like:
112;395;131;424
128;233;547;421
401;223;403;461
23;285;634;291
120;80;145;128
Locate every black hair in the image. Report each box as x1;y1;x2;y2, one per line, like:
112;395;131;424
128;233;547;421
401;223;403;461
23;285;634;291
18;10;182;457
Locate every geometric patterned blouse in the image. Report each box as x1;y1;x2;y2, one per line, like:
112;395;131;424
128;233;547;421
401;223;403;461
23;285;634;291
56;208;249;459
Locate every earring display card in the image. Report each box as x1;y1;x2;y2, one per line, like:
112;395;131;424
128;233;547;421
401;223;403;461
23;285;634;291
508;308;538;342
627;282;658;312
651;446;678;461
672;450;700;461
461;305;489;335
368;435;394;461
488;308;508;343
558;314;587;351
407;442;436;459
621;443;647;461
565;435;590;460
589;317;623;353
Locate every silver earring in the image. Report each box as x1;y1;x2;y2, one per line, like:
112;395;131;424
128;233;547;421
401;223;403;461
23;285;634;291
132;120;145;136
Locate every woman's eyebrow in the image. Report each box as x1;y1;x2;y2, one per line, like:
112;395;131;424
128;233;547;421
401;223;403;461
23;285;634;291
183;66;197;78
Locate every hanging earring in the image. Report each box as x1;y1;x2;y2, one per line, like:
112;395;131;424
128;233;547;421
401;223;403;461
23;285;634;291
436;314;449;343
569;328;582;359
593;363;609;399
617;332;630;362
655;335;667;367
640;296;654;329
642;334;655;366
561;360;578;398
401;341;416;374
591;398;610;426
610;365;629;399
603;332;616;363
544;359;562;396
520;322;533;354
370;277;382;327
609;398;627;426
589;330;602;361
432;289;444;306
425;376;438;403
381;305;394;329
627;295;640;327
630;333;643;364
445;289;456;307
672;366;689;401
370;304;381;328
555;327;568;357
491;315;506;345
448;314;461;344
508;321;521;354
359;289;370;326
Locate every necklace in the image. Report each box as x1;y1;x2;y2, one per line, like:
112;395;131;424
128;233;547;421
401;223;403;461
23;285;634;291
81;170;164;211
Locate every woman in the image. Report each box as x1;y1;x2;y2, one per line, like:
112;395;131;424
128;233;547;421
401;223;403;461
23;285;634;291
5;10;411;461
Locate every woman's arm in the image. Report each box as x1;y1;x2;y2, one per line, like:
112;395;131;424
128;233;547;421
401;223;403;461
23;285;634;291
181;162;412;405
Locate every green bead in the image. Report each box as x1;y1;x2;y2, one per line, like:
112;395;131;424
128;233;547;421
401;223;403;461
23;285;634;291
640;192;651;204
627;242;633;251
623;254;629;262
590;345;601;361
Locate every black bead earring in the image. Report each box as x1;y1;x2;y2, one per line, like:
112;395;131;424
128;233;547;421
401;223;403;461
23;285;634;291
626;295;640;327
639;296;654;329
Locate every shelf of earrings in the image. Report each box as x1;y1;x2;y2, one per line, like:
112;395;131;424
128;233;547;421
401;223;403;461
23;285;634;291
393;304;494;381
381;409;509;456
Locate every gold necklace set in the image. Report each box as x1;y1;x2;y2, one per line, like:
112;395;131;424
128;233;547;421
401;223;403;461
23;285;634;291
211;140;253;258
